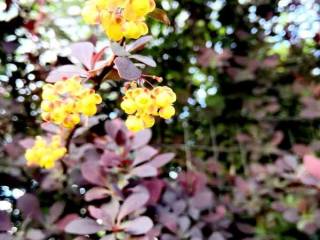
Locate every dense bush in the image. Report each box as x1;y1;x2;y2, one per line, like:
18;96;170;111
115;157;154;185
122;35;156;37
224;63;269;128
1;0;320;239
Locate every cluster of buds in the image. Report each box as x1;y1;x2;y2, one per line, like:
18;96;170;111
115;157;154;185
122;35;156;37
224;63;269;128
25;135;67;169
121;85;176;132
41;76;102;128
82;0;156;41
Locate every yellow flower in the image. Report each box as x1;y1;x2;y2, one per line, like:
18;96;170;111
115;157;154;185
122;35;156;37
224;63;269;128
25;135;66;169
40;76;102;128
125;115;144;132
121;98;137;114
121;85;176;132
82;0;156;41
159;105;175;119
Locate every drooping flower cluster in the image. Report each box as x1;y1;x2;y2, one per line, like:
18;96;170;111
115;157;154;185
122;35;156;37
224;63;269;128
82;0;156;41
41;76;102;128
121;86;176;132
25;135;67;169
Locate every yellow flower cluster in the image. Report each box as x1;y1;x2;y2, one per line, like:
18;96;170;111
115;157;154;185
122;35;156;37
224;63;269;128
25;135;67;169
41;77;102;128
82;0;156;41
121;86;176;132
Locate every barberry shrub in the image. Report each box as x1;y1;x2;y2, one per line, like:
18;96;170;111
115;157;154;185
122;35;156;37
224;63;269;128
7;0;177;239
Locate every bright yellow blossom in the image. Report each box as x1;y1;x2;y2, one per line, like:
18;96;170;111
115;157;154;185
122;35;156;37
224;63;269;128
121;85;176;132
82;0;156;41
25;135;67;169
41;76;102;128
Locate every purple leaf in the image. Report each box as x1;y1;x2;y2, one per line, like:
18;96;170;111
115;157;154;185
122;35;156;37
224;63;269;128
73;115;107;138
17;194;42;222
47;201;65;224
19;138;34;149
69;42;94;70
110;42;129;57
149;153;175;168
65;218;105;235
85;187;110;202
56;214;79;231
126;35;153;52
131;129;152;149
0;234;12;240
0;211;12;231
100;199;120;225
40;122;60;134
209;232;225;240
142;179;165;205
46;65;87;83
131;165;158;178
133;146;158;166
88;206;112;229
105;119;125;140
81;161;106;186
114;57;142;81
172;200;187;215
178;216;191;233
159;211;178;233
100;150;121;168
117;189;149;222
122;217;153;235
189;189;213;210
130;55;156;67
26;229;46;240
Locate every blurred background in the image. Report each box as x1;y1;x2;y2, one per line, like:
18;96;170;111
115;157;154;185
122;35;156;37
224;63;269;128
1;0;320;239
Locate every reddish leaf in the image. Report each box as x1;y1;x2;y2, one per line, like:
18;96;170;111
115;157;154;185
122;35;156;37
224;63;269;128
19;138;34;149
126;35;153;53
159;211;178;233
142;179;165;205
131;129;152;149
122;217;153;235
114;57;142;81
46;65;87;83
40;122;60;134
100;199;120;225
117;189;149;222
303;155;320;180
17;194;42;222
149;153;175;168
69;42;94;70
88;206;112;229
130;54;156;67
55;214;79;231
190;189;214;210
92;46;109;67
85;187;110;202
26;229;46;240
105;119;125;140
0;234;11;240
47;201;65;224
209;232;225;240
133;146;158;166
65;218;105;235
110;42;129;57
0;211;12;231
81;161;106;186
100;150;121;168
131;165;158;178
